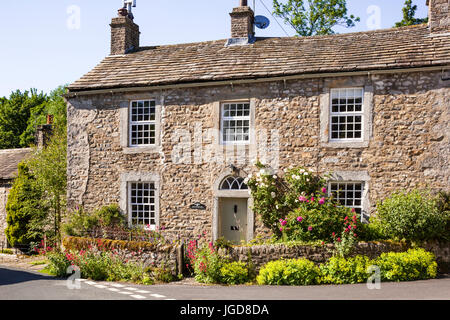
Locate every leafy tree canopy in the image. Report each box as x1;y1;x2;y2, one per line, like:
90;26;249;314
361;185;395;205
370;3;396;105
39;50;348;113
394;0;428;28
0;85;67;149
273;0;360;37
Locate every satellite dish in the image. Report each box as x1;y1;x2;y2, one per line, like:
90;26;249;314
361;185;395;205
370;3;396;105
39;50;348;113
254;15;270;29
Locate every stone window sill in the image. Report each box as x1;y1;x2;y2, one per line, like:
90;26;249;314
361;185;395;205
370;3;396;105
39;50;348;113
123;146;160;154
321;141;369;149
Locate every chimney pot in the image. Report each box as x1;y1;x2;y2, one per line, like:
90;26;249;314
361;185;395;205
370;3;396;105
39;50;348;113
118;8;128;17
240;0;248;6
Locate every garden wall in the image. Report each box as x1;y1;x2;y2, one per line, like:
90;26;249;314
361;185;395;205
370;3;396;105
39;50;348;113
220;241;450;274
62;236;184;275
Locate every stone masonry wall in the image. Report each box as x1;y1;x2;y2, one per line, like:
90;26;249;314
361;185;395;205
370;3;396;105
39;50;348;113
0;180;11;245
66;70;450;242
221;241;450;274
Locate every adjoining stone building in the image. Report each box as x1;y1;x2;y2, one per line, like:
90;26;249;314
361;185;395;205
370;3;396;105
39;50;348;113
66;0;449;243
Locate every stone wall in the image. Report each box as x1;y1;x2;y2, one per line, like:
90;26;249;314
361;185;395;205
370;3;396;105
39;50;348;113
66;70;450;242
221;241;450;274
0;180;11;245
62;236;183;275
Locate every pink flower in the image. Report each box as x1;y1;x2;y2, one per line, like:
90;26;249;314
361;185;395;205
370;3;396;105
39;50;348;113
337;237;341;242
310;197;315;202
280;220;287;226
319;197;325;205
332;232;336;237
351;208;356;213
322;187;327;193
296;216;303;222
298;196;307;202
308;226;313;231
279;227;283;232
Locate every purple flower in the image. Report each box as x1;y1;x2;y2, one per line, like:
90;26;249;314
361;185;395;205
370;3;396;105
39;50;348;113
296;216;303;222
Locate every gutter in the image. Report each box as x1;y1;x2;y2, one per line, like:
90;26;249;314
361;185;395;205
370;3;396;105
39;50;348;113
65;65;450;97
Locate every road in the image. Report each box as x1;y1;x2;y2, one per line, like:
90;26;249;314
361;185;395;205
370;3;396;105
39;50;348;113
0;266;449;300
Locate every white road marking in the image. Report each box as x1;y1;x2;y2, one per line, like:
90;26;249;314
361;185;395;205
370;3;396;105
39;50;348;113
110;284;125;288
78;279;87;282
131;295;147;299
124;287;138;291
85;281;96;285
108;288;120;292
119;291;133;295
165;299;176;300
135;290;151;294
150;294;166;298
95;285;107;289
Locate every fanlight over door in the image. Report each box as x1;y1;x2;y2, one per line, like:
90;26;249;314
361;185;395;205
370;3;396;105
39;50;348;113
219;176;248;190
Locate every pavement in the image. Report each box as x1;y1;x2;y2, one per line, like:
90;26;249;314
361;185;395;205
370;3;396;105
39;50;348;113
0;264;449;300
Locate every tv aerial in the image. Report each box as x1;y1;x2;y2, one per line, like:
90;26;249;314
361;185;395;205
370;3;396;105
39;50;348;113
254;15;270;29
123;0;137;20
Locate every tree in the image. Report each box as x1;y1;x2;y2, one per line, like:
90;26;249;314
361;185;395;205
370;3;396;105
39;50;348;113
272;0;360;37
26;121;67;246
0;89;47;149
5;162;45;247
395;0;428;27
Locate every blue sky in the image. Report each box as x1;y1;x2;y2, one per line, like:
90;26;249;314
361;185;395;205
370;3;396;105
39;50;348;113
0;0;429;98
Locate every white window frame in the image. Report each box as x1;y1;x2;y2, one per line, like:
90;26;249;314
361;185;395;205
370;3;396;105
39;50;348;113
128;181;157;229
129;100;157;147
329;88;364;142
328;181;365;215
220;102;251;145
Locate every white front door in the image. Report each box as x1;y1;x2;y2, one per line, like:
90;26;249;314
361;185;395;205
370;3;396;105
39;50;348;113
219;198;248;244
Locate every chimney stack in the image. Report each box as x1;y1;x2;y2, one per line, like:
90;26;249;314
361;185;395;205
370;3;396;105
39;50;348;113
229;0;255;40
427;0;449;33
110;8;140;55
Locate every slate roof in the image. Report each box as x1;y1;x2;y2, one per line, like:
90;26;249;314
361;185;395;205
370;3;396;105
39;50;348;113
68;24;450;92
0;148;31;180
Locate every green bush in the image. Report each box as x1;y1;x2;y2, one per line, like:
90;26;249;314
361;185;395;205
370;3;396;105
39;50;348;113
320;255;372;284
358;218;389;241
94;204;126;228
220;262;249;285
375;248;437;282
256;258;321;286
376;190;448;241
63;204;127;237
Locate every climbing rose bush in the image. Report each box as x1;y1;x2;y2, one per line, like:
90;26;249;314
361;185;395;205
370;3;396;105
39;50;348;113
247;161;326;236
280;192;357;242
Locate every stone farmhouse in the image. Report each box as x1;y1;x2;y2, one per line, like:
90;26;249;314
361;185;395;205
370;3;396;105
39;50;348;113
65;0;449;244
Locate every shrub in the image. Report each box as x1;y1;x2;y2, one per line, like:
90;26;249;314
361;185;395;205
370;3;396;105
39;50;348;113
5;162;45;247
376;190;448;241
0;249;14;255
375;248;437;282
256;258;321;286
320;255;372;284
357;218;388;241
220;262;249;285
